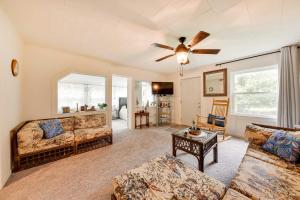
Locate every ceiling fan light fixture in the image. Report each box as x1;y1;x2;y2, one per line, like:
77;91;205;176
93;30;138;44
175;44;189;64
152;31;220;76
176;51;188;64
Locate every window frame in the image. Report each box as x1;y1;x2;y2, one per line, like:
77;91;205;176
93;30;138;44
230;65;279;119
57;74;106;114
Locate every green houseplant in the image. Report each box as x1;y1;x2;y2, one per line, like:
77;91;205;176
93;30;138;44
98;103;108;110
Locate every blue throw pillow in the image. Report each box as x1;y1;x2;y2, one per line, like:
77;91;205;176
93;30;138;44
40;119;64;139
207;114;215;124
215;115;225;127
262;130;300;162
207;114;225;127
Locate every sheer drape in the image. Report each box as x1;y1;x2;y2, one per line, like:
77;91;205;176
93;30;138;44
277;45;300;128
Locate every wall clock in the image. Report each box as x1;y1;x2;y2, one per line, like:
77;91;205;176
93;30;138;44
11;59;19;77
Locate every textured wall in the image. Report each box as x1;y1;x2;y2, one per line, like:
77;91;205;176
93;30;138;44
0;7;23;188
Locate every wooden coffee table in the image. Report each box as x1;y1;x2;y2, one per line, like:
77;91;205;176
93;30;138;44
172;129;218;172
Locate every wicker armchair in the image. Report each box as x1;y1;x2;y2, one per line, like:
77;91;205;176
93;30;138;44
196;98;229;140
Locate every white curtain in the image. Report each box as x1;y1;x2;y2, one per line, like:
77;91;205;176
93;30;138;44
277;45;300;128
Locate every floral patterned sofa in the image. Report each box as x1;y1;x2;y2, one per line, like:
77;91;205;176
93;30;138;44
111;124;300;200
112;153;226;200
229;124;300;200
11;113;112;171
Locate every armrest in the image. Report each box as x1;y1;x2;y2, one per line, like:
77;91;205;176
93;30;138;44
196;115;208;119
252;123;300;131
196;115;208;123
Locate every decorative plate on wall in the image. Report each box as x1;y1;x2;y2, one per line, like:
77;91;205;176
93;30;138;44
11;59;19;77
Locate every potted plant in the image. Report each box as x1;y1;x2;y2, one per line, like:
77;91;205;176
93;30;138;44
98;103;108;110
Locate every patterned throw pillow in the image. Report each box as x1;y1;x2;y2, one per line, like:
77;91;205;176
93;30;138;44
262;130;300;162
40;119;64;139
207;114;225;127
244;124;275;145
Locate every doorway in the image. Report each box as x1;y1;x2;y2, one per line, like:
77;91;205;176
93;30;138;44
112;75;128;130
181;77;201;126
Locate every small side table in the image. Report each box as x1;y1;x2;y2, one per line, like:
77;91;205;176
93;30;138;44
135;112;149;129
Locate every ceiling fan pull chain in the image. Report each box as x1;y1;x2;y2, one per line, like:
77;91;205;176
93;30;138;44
180;64;183;77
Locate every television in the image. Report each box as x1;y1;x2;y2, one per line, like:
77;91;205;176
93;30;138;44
152;82;174;95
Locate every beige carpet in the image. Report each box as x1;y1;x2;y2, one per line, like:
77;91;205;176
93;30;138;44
0;127;248;200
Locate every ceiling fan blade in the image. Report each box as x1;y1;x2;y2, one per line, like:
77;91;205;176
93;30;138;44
152;43;174;51
155;54;175;62
191;49;221;54
188;31;210;48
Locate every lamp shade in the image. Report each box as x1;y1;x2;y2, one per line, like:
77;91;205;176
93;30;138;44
176;52;188;64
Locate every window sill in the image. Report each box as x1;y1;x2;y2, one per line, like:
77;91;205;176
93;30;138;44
230;113;277;120
54;110;107;118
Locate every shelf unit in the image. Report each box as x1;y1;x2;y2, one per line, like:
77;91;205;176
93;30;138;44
156;95;172;126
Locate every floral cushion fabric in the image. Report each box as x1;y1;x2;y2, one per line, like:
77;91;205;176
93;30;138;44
230;155;300;200
74;114;106;129
39;119;64;139
58;117;74;131
18;131;74;155
113;154;226;200
262;131;300;162
17;121;44;151
74;126;112;142
244;124;276;146
247;144;300;173
222;189;250;200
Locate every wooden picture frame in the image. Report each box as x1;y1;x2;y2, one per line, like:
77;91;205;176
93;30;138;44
203;68;227;96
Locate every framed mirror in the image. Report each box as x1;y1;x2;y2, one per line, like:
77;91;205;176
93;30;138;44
203;68;227;96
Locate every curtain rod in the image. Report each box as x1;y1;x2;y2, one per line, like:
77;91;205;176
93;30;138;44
215;46;300;66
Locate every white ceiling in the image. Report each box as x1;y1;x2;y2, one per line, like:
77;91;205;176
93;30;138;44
1;0;300;73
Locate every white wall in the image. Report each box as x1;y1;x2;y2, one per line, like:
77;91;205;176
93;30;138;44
22;44;167;129
0;8;23;188
168;53;280;138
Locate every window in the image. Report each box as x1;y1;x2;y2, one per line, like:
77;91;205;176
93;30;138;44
136;81;155;107
57;73;105;113
231;65;278;118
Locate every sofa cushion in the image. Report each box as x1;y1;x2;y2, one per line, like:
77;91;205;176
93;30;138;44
113;153;226;200
17;121;44;151
58;117;74;131
39;119;64;139
230;155;300;200
222;189;250;200
74;126;112;142
74;114;106;129
18;131;74;155
244;124;276;146
247;144;300;173
262;131;300;162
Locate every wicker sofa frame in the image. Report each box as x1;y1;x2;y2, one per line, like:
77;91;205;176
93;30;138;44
75;134;113;154
11;116;113;172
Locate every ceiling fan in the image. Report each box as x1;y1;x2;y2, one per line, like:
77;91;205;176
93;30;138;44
152;31;220;76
